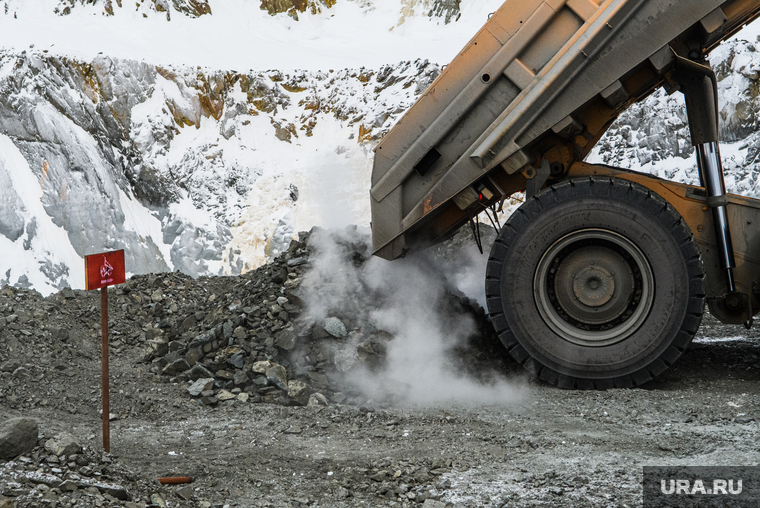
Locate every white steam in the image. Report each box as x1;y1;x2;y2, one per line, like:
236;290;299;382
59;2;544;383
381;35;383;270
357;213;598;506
299;226;523;406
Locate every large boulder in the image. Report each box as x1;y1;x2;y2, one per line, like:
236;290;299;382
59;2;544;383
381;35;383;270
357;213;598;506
0;418;38;459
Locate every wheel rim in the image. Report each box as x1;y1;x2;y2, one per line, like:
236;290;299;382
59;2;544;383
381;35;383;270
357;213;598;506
534;229;654;347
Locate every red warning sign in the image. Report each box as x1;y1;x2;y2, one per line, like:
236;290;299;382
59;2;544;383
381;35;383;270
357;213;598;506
85;250;126;290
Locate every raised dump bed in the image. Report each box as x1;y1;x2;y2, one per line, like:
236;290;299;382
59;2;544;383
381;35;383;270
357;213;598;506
371;0;760;260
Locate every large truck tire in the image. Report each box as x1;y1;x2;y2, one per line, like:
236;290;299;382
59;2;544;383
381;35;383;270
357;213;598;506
486;177;706;389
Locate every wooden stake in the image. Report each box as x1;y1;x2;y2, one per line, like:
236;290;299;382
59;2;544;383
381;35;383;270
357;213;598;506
101;286;110;453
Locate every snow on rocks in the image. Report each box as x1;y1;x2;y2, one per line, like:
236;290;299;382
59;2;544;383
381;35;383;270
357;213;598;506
0;49;439;294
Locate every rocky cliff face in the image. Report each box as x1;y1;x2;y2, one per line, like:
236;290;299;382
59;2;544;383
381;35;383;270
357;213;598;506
0;49;439;293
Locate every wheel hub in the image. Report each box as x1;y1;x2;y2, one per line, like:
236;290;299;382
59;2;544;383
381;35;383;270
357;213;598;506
534;229;654;347
554;245;634;325
573;267;614;305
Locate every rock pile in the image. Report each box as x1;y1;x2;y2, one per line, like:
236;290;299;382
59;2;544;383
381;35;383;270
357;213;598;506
145;227;512;409
143;229;365;407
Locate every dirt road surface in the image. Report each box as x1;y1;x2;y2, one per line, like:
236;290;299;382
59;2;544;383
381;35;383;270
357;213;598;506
2;311;758;508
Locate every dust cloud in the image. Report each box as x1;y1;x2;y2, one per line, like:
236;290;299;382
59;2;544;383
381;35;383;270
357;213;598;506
298;226;523;406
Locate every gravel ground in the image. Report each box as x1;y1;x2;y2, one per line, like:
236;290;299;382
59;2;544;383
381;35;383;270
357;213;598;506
1;229;758;508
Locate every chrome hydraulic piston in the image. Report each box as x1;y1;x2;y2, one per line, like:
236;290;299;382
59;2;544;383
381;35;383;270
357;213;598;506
675;55;737;294
696;142;736;291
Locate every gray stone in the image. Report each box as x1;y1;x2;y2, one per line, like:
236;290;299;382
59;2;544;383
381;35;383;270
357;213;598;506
322;317;347;338
164;350;184;364
179;315;196;334
266;364;288;391
233;370;250;386
49;326;69;341
216;390;236;401
307;392;328;407
284;277;302;290
0;360;19;373
150;493;167;507
273;266;289;284
184;347;202;368
24;471;62;488
176;485;194;501
287;257;308;267
162;358;191;376
274;328;297;350
86;480;130;500
252;360;274;374
0;417;38;459
187;364;214;381
287;380;313;406
307;371;328;388
168;340;184;353
60;480;79;492
188;329;215;350
421;500;446;508
188;378;215;397
334;348;358;373
228;352;245;369
12;367;31;380
44;432;81;457
148;340;169;358
145;328;164;341
232;326;247;340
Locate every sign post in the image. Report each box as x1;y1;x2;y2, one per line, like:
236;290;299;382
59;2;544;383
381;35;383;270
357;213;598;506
85;250;126;453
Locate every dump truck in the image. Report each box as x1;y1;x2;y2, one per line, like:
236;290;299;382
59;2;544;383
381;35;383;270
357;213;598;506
370;0;760;388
